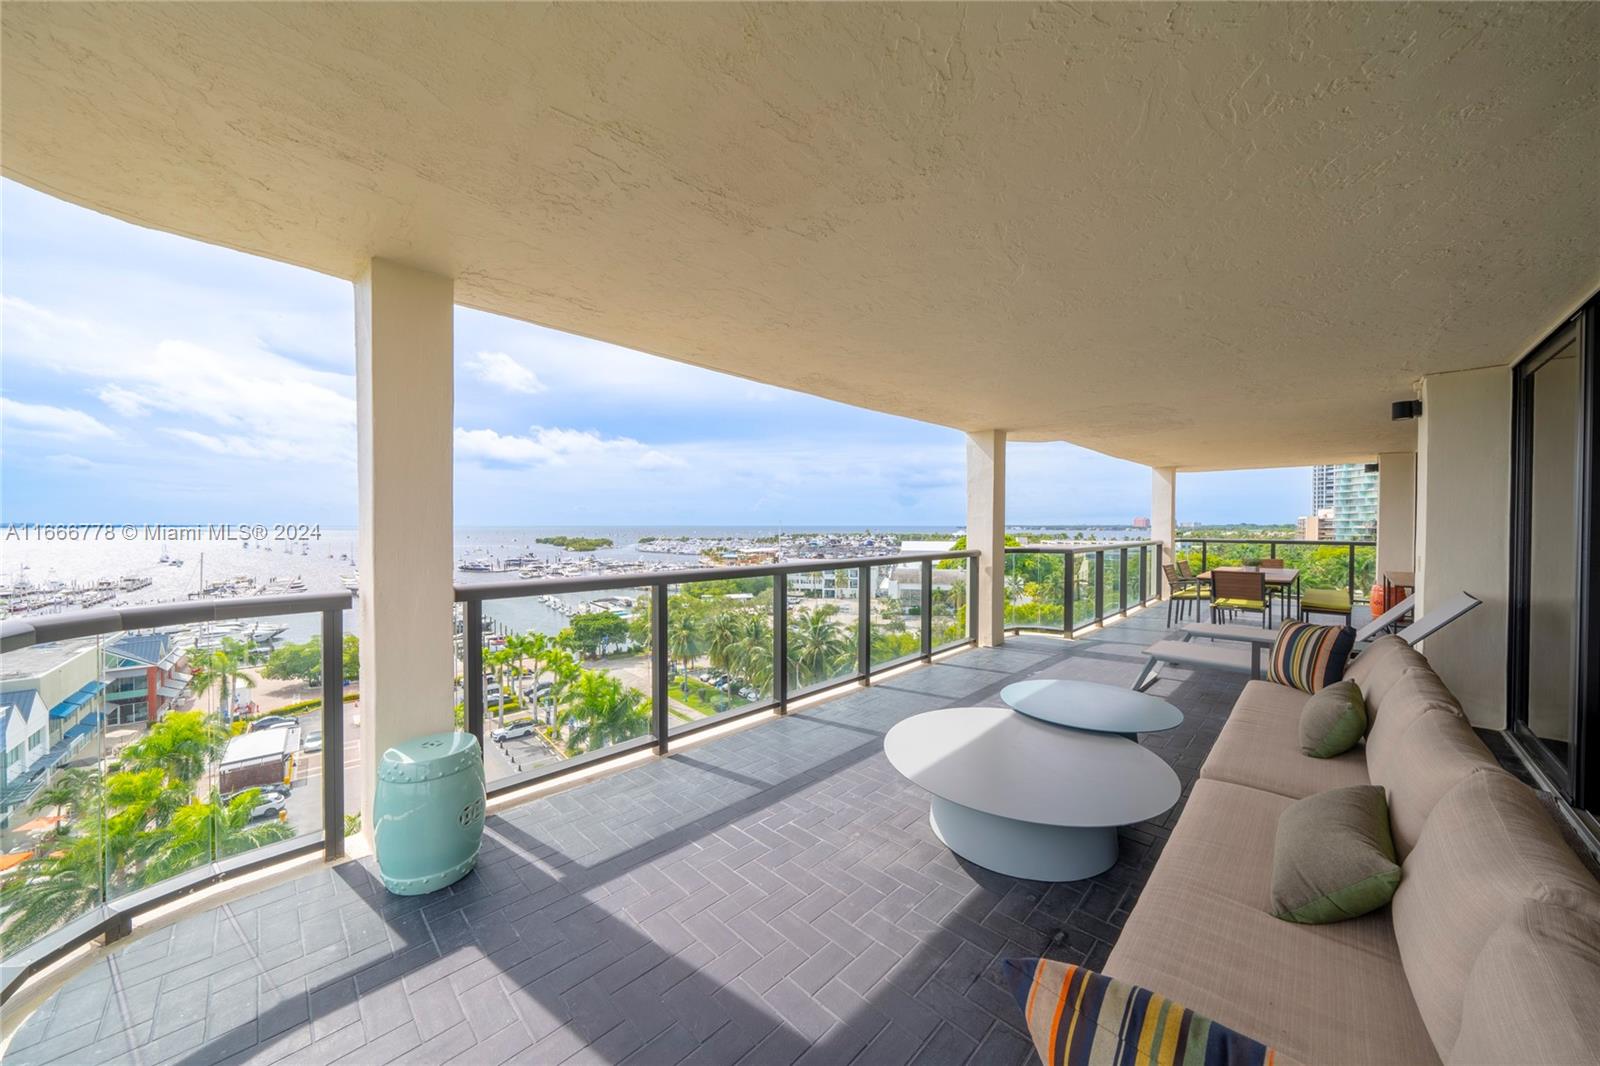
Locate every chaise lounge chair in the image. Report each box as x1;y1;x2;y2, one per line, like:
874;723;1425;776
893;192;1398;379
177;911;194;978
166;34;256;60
1131;591;1480;691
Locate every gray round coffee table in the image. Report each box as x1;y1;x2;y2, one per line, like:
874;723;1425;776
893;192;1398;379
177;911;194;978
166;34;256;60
884;706;1181;881
1000;679;1183;738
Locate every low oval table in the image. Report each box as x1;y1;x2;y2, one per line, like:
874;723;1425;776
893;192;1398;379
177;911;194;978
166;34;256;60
1000;679;1183;738
884;706;1181;881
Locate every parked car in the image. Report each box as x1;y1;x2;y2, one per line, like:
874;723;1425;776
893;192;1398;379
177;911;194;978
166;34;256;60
302;730;323;752
248;793;288;821
491;722;535;742
251;715;297;732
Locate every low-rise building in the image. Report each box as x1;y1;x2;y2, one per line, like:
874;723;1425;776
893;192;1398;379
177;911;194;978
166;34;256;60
0;638;105;824
102;632;188;726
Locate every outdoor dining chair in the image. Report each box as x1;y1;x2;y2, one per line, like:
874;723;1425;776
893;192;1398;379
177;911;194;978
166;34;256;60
1210;569;1270;628
1257;557;1292;614
1162;563;1203;626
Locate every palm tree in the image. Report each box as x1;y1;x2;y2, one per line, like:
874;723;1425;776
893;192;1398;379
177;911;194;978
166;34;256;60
667;614;702;692
30;767;95;833
729;613;774;699
486;646;515;724
788;606;855;688
120;711;228;785
704;611;744;677
0;829;106;952
556;671;650;755
140;789;293;884
190;638;248;722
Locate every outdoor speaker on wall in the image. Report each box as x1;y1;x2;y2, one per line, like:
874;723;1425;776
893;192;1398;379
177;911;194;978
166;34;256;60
1391;400;1423;420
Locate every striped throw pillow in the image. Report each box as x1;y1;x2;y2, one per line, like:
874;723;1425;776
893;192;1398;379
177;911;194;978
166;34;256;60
1002;959;1276;1066
1265;620;1355;693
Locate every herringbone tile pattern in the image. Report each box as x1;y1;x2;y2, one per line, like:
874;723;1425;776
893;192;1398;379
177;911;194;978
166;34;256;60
7;611;1244;1066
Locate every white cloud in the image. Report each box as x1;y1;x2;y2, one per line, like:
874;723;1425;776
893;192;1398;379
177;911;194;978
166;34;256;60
454;425;685;469
1;396;117;439
98;384;152;417
465;351;545;395
4;301;356;466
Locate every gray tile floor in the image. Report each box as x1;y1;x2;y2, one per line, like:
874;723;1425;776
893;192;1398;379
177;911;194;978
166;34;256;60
7;609;1251;1066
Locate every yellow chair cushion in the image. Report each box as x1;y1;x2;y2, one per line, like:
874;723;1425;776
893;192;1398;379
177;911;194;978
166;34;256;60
1214;597;1266;610
1301;589;1353;611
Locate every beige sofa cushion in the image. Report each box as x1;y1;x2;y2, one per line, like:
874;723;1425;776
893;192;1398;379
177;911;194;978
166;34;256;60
1106;779;1439;1066
1369;708;1500;858
1200;680;1369;799
1392;771;1600;1056
1345;635;1431;720
1364;666;1464;771
1450;899;1600;1065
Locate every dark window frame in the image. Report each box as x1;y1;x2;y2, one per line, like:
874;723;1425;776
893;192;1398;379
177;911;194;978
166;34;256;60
1509;292;1600;811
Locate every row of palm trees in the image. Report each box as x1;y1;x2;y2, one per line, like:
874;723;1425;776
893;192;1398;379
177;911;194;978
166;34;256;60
478;630;651;756
2;710;293;953
666;602;861;694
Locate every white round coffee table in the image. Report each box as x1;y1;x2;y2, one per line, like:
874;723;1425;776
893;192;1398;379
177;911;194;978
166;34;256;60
1000;679;1183;737
884;706;1180;881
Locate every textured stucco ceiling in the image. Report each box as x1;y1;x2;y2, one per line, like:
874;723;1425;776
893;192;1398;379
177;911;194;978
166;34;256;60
4;3;1597;470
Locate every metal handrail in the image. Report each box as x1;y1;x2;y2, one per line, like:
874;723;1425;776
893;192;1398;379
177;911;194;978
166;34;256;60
0;590;353;1005
1173;537;1376;548
1172;536;1377;602
0;591;353;652
456;550;979;798
452;550;977;602
1003;541;1163;636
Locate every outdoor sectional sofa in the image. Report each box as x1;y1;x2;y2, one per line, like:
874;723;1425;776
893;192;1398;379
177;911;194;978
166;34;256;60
1102;636;1600;1065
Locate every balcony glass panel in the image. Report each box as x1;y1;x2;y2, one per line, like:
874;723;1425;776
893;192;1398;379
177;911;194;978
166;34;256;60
870;564;922;668
478;588;653;782
785;569;859;693
1071;552;1097;628
0;637;108;954
668;574;775;732
1101;552;1123;617
1005;552;1065;629
930;559;971;650
1128;548;1146;605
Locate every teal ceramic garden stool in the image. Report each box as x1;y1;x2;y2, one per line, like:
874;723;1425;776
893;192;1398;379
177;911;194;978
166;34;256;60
373;731;486;895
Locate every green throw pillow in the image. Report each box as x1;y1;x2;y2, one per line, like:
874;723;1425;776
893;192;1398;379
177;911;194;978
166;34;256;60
1271;785;1400;924
1299;679;1367;758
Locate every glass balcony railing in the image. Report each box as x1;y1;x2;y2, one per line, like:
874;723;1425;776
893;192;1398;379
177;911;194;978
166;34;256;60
1002;542;1163;635
1175;537;1378;602
0;593;353;1001
455;549;978;795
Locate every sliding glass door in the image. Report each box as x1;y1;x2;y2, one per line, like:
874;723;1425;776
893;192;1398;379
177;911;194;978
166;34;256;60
1510;296;1599;810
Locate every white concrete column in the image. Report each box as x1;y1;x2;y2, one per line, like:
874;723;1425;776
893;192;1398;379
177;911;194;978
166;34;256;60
355;259;456;839
1415;368;1511;728
966;430;1006;647
1376;451;1417;579
1151;466;1177;591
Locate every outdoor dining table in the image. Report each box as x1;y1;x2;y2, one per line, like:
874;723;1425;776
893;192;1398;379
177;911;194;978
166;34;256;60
1196;566;1301;612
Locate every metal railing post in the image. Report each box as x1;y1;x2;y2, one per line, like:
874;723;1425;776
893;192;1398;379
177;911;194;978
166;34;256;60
1094;550;1105;621
773;576;789;712
966;557;978;642
920;559;933;659
1119;547;1129;615
1347;543;1357;602
321;606;345;860
1201;540;1209;572
465;601;485;754
1140;546;1149;604
857;565;871;682
1061;551;1071;636
651;583;669;754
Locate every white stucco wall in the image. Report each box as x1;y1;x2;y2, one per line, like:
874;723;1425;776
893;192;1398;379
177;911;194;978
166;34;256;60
1415;368;1512;728
1376;451;1417;579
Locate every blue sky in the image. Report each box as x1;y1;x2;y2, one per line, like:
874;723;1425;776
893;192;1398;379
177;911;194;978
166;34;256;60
2;180;1309;527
